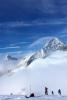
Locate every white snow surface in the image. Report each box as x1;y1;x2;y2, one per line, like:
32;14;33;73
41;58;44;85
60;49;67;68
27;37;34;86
0;50;67;96
0;95;67;100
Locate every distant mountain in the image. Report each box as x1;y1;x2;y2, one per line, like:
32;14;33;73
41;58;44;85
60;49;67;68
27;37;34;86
18;37;65;67
0;37;67;76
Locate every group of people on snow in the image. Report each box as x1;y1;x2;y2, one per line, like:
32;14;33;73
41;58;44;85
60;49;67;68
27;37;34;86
25;87;61;98
45;86;61;96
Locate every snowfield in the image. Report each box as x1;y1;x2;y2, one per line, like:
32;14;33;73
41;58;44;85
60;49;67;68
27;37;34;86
0;37;67;97
0;50;67;96
0;95;67;100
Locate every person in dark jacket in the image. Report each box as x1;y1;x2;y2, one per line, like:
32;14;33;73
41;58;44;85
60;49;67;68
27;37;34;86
25;93;35;98
58;89;61;95
30;93;35;97
52;91;54;95
45;87;48;95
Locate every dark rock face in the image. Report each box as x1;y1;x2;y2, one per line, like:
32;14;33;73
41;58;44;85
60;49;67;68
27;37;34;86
7;55;18;61
61;45;67;51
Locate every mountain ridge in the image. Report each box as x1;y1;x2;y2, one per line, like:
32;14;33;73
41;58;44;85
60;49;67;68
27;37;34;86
0;37;67;76
18;37;65;67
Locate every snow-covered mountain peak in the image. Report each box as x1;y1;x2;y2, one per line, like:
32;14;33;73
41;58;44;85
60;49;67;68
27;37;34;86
44;37;63;46
17;37;64;67
0;37;66;77
29;37;64;51
44;37;64;51
29;37;54;49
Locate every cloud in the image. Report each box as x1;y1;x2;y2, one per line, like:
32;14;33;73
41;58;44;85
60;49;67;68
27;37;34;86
0;21;33;28
0;18;67;29
0;46;20;50
10;42;30;46
58;27;67;38
33;17;67;26
60;34;67;38
0;70;10;77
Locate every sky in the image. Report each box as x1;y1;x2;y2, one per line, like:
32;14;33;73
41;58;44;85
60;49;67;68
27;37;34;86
0;0;67;53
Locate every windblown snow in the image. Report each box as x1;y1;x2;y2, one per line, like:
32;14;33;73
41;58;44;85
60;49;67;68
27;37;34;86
0;37;67;97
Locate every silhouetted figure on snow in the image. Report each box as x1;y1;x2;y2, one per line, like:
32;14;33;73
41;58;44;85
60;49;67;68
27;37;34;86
58;89;61;95
10;93;13;95
45;87;48;95
30;93;35;97
25;93;35;98
52;91;54;95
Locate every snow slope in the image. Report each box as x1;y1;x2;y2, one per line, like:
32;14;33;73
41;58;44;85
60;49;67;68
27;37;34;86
0;37;67;96
0;54;20;76
0;50;67;96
